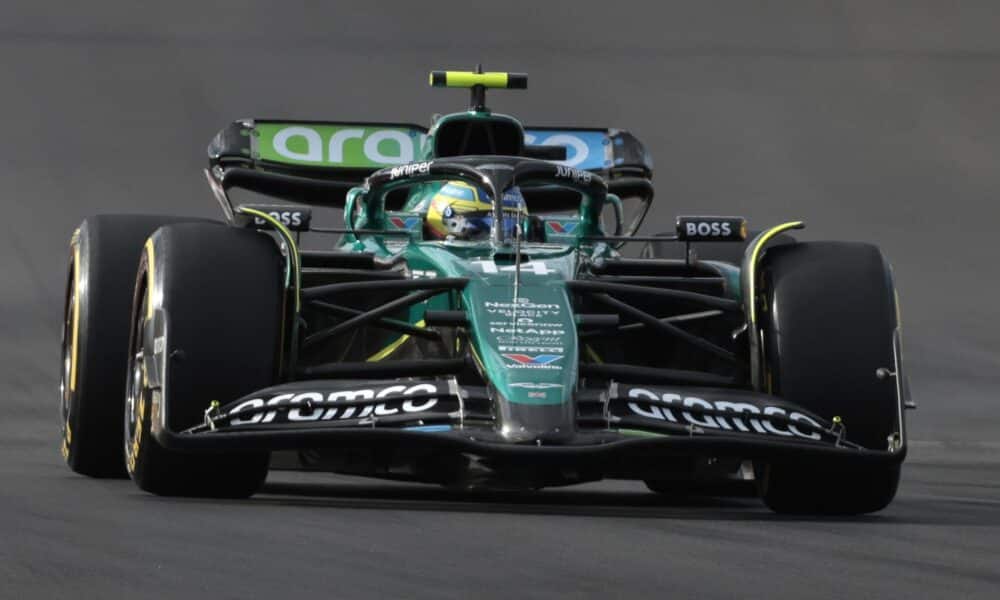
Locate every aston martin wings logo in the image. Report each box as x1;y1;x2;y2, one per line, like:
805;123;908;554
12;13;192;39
502;353;563;365
509;382;564;389
389;216;421;229
545;221;578;234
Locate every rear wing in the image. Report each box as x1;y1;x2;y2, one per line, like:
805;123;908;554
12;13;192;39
524;127;651;176
206;119;653;211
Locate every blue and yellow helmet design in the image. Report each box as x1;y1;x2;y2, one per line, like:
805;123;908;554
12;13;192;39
424;181;527;241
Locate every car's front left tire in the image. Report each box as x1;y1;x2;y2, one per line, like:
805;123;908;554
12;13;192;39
755;241;905;514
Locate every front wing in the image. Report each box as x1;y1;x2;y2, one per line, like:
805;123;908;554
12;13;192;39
156;379;905;467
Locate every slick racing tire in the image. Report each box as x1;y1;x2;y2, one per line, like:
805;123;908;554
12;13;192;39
756;241;903;514
124;223;281;497
61;215;213;478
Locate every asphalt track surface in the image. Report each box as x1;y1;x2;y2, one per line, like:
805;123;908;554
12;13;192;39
2;2;999;598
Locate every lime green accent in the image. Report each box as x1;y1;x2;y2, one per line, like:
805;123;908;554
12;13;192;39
584;344;603;364
144;239;156;320
69;243;81;391
746;221;804;326
255;123;424;168
366;320;426;362
468;340;485;373
438;71;509;88
894;289;902;330
238;207;301;313
285;135;309;155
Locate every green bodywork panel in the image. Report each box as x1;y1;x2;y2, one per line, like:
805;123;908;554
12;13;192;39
336;150;741;407
254;122;426;168
339;228;744;407
418;109;524;159
409;243;580;405
318;108;738;408
344;232;606;406
250;110;521;170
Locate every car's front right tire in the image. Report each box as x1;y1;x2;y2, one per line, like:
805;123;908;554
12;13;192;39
61;215;213;478
124;223;282;497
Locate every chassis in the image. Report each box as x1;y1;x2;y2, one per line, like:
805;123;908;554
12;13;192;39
61;70;910;513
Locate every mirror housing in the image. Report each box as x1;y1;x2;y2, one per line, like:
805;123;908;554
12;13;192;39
605;194;625;237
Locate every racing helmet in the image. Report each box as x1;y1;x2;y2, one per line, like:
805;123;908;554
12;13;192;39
424;181;527;241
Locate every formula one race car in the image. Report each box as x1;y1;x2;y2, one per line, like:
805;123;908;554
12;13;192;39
60;69;911;513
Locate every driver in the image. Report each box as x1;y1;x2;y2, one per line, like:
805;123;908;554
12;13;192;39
422;181;527;241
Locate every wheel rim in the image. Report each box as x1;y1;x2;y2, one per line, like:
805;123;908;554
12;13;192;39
124;284;147;473
60;265;76;454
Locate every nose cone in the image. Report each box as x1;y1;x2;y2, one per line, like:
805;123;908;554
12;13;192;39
497;399;576;444
472;284;577;408
458;257;579;443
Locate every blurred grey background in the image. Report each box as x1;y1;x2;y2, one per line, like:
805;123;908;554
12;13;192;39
4;1;998;440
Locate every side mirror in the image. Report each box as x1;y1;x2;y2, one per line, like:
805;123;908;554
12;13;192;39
604;193;625;245
343;188;366;243
606;194;624;236
607;178;653;239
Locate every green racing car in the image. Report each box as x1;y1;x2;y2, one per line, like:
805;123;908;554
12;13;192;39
60;69;911;514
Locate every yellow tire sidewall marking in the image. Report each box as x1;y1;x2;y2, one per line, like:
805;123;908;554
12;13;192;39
69;243;81;392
